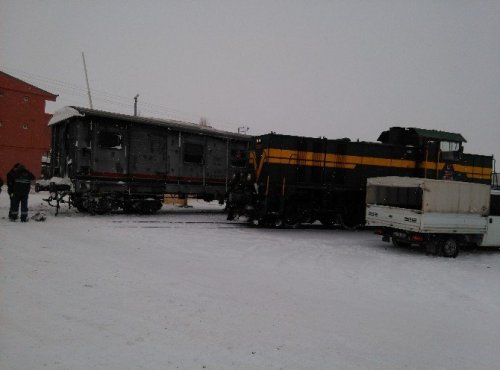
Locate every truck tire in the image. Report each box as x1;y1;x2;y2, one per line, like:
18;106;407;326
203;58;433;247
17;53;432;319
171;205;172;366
440;238;459;258
392;238;410;248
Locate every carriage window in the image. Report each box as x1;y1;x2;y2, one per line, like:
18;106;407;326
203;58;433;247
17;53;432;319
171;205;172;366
98;131;122;149
184;142;204;164
231;149;247;167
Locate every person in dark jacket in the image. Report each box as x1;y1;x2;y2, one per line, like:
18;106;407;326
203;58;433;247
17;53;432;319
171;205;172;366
7;163;35;222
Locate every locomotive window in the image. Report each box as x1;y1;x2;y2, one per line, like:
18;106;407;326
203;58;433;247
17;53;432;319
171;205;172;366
440;141;461;161
490;194;500;216
440;141;460;152
231;149;247;167
98;131;122;149
184;142;204;164
368;186;422;210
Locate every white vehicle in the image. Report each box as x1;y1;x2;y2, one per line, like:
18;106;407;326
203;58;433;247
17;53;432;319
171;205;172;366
365;177;500;257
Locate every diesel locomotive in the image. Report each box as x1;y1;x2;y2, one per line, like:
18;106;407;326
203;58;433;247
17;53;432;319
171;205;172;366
226;127;493;227
38;106;249;214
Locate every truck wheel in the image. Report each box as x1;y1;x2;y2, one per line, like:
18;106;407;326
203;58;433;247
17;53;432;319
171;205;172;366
440;238;459;258
338;214;358;230
392;238;410;248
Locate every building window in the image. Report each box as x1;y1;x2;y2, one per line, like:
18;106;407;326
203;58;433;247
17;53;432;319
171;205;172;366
22;123;29;129
23;96;30;102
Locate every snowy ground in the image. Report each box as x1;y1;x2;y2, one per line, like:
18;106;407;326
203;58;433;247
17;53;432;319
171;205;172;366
1;190;500;370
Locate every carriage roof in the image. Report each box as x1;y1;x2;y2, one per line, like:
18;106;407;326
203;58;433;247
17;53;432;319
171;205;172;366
48;106;250;141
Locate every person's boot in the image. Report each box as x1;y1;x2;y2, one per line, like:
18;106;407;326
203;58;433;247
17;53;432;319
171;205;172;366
20;216;28;222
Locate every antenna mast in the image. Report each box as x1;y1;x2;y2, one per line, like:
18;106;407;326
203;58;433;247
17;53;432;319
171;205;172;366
134;94;139;116
82;52;93;109
238;126;249;134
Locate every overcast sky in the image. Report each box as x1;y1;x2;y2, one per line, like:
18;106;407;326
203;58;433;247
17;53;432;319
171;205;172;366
1;0;499;161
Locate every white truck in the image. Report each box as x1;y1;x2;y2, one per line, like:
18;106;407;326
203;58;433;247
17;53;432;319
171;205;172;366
365;177;500;257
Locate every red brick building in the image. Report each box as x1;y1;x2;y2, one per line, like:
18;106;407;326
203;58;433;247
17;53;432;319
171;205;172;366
0;71;57;180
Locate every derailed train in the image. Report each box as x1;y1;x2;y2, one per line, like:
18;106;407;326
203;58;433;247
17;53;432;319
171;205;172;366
38;107;494;222
226;128;494;227
38;106;250;214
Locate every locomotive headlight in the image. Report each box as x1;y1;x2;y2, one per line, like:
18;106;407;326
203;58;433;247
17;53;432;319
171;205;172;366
246;173;253;182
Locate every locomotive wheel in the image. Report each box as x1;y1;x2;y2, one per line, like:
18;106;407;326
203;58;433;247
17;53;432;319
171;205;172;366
72;197;89;213
76;203;88;213
87;202;107;215
440;238;459;258
252;217;265;227
319;217;336;228
283;214;301;229
138;200;163;214
122;203;135;214
252;216;277;227
87;198;113;215
338;214;359;230
226;207;236;221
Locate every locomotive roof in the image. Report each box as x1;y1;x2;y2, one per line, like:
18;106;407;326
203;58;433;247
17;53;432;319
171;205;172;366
254;127;467;145
412;128;466;142
48;106;250;141
378;127;466;143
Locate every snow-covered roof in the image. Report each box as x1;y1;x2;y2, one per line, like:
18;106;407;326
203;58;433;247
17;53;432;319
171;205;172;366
48;106;249;141
48;106;84;125
0;70;58;99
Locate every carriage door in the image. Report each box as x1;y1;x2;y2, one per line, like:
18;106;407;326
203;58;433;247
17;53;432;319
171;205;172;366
128;126;168;178
92;121;128;177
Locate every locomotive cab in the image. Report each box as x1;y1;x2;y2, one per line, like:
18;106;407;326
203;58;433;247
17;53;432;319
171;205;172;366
378;127;489;184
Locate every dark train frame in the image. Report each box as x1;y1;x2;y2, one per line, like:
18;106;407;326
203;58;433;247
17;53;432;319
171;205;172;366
38;106;250;214
226;127;494;227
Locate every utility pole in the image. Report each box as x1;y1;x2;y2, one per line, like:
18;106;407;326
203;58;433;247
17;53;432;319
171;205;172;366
82;52;93;109
134;94;139;116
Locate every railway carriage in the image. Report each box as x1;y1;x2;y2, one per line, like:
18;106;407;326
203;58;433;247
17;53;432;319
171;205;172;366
38;106;249;214
226;127;493;227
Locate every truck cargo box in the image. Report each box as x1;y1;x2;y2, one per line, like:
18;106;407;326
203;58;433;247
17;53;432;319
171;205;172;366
366;177;498;257
366;177;490;215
